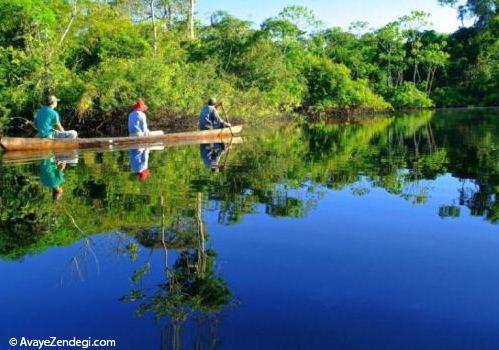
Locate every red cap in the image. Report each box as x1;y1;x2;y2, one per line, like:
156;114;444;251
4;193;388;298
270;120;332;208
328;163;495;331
138;169;150;181
134;99;148;112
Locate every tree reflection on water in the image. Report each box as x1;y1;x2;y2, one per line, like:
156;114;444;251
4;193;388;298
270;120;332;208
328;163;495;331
0;109;496;263
120;193;233;350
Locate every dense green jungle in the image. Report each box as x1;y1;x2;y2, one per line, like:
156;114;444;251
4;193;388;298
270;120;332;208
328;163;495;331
0;0;497;134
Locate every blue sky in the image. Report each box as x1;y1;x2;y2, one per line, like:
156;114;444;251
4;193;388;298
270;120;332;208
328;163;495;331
196;0;463;33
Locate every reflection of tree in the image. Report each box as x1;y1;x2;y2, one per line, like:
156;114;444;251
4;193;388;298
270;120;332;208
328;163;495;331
302;111;445;205
0;110;497;262
432;110;498;223
439;205;461;219
60;237;100;285
458;179;498;223
265;185;321;218
120;193;233;350
59;209;101;285
133;217;199;250
0;165;79;260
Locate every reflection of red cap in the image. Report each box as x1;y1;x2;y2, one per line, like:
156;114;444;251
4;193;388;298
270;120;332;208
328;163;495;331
134;99;148;112
138;169;150;181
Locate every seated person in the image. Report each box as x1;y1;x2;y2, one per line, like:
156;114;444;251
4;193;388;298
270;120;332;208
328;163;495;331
129;148;151;181
198;98;231;130
200;143;226;172
39;158;66;200
128;99;164;137
35;95;78;139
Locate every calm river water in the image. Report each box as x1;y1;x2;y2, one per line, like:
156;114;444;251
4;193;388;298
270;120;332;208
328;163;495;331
0;109;497;349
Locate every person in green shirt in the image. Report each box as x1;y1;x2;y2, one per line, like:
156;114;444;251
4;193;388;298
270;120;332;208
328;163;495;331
35;95;78;139
39;159;66;200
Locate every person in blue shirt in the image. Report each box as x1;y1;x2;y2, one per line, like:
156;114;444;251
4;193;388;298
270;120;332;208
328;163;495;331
128;99;164;137
35;95;78;139
129;148;151;181
200;143;226;172
198;98;231;130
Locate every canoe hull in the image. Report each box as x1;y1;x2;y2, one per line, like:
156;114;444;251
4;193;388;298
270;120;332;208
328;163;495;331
0;126;242;151
1;137;243;165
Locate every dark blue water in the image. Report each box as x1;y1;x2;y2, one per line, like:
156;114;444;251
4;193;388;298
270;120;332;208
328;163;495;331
0;109;497;349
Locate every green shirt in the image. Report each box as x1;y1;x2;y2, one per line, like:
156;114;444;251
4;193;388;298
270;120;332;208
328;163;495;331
35;106;60;138
39;159;64;189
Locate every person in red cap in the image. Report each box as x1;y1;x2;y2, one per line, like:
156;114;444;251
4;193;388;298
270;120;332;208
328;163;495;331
127;99;164;137
129;148;151;182
137;168;150;181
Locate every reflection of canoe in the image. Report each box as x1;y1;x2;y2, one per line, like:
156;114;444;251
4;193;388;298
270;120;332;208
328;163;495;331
1;136;243;165
0;125;243;151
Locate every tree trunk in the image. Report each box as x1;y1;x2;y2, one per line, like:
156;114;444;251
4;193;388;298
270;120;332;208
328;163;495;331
150;0;157;54
188;0;195;40
160;194;168;269
196;192;206;277
428;67;437;94
397;70;404;87
413;61;419;84
425;65;432;94
167;2;173;29
387;63;392;87
58;0;78;49
387;49;393;87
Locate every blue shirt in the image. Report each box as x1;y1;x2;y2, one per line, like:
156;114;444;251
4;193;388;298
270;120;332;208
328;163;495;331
199;105;223;130
128;111;149;135
129;149;149;173
35;106;60;138
200;143;226;167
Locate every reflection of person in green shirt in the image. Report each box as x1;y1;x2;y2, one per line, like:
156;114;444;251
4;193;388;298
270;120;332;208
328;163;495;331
39;159;66;200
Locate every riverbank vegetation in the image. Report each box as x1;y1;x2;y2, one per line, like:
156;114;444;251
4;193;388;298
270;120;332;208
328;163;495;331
0;0;497;132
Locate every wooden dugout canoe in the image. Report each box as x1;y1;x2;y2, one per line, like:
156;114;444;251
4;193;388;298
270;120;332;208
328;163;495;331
0;125;243;152
1;137;243;165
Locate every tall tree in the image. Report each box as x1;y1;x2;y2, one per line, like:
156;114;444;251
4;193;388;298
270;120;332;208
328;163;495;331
398;11;432;84
376;22;406;87
438;0;498;27
277;5;323;35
